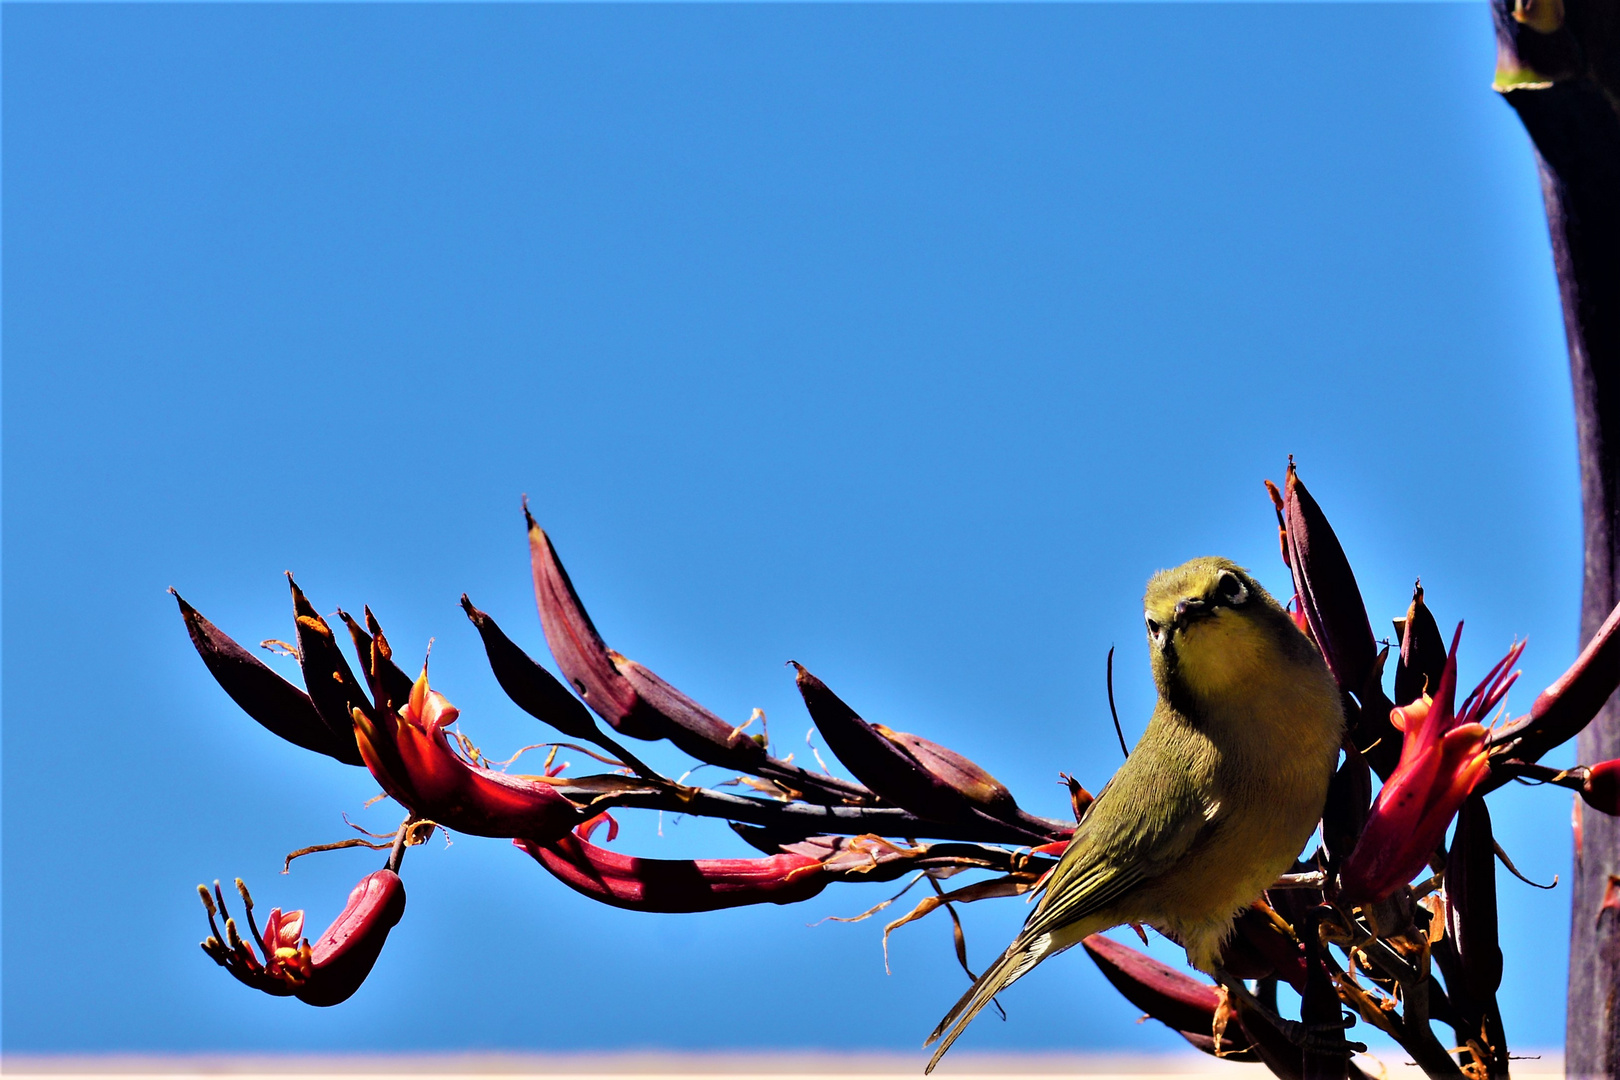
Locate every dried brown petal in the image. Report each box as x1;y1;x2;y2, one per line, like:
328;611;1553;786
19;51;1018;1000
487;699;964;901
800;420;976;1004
1176;1029;1260;1063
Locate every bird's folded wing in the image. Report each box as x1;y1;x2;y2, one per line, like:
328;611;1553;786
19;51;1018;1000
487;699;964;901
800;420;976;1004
1020;758;1214;941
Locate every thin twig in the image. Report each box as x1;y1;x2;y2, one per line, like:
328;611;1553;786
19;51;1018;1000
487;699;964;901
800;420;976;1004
1106;646;1129;758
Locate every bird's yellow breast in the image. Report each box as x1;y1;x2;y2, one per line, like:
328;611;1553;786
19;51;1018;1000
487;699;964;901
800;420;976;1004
1133;608;1343;969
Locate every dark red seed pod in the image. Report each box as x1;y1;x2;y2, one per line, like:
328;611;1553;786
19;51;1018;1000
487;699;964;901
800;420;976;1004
1235;1007;1305;1080
1300;911;1351;1080
612;654;769;770
1231;905;1308;992
526;509;774;769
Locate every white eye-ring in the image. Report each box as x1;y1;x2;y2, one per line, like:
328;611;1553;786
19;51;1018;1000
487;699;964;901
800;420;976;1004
1145;614;1164;640
1215;570;1249;607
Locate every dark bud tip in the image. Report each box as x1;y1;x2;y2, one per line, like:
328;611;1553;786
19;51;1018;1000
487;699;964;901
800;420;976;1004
1584;760;1620;815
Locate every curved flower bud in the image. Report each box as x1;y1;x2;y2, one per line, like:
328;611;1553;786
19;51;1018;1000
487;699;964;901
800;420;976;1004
171;589;364;766
1394;583;1447;709
790;662;1057;842
1321;747;1371;869
1491;598;1620;763
1340;626;1523;905
197;870;405;1006
1082;934;1256;1061
518;829;829;912
869;724;1016;815
1446;795;1503;998
1267;464;1397;777
1267;463;1377;694
287;577;377;751
460;595;602;743
527;509;765;770
352;667;584;841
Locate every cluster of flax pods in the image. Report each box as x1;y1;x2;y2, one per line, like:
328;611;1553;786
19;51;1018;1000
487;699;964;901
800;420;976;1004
180;463;1620;1080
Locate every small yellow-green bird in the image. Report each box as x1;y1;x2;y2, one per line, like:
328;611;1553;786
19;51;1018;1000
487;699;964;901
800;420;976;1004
925;557;1344;1071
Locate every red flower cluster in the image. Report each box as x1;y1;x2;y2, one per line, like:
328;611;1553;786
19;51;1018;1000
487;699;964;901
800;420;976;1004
177;457;1620;1073
1339;629;1522;904
198;871;405;1007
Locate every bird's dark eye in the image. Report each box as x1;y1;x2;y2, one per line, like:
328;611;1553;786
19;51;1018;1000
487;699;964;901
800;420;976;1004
1145;616;1162;637
1214;570;1249;607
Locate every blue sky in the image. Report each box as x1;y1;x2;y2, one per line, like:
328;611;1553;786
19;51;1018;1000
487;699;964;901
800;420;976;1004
2;0;1582;1058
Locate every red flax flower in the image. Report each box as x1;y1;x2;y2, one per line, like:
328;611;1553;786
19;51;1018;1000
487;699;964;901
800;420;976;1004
353;666;584;841
198;870;405;1006
1339;625;1524;905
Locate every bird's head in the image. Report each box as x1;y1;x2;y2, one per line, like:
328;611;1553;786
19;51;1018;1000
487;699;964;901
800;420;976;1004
1143;557;1313;710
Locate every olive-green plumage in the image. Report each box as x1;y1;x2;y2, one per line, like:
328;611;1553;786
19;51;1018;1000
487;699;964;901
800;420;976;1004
924;558;1344;1072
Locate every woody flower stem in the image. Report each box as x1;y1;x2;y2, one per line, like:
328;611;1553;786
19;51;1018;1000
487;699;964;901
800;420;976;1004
385;819;414;874
1492;0;1620;1063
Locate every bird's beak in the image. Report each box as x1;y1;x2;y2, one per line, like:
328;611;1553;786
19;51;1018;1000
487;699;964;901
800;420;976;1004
1173;597;1210;630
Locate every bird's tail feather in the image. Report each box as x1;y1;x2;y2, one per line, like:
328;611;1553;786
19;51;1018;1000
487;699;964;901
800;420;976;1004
922;937;1045;1074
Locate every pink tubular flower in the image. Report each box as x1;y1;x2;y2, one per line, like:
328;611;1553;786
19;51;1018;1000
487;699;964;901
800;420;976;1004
1339;625;1524;905
198;870;405;1006
352;667;584;841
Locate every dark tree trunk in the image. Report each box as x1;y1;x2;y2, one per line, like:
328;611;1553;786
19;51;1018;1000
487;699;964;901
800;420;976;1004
1488;0;1620;1071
